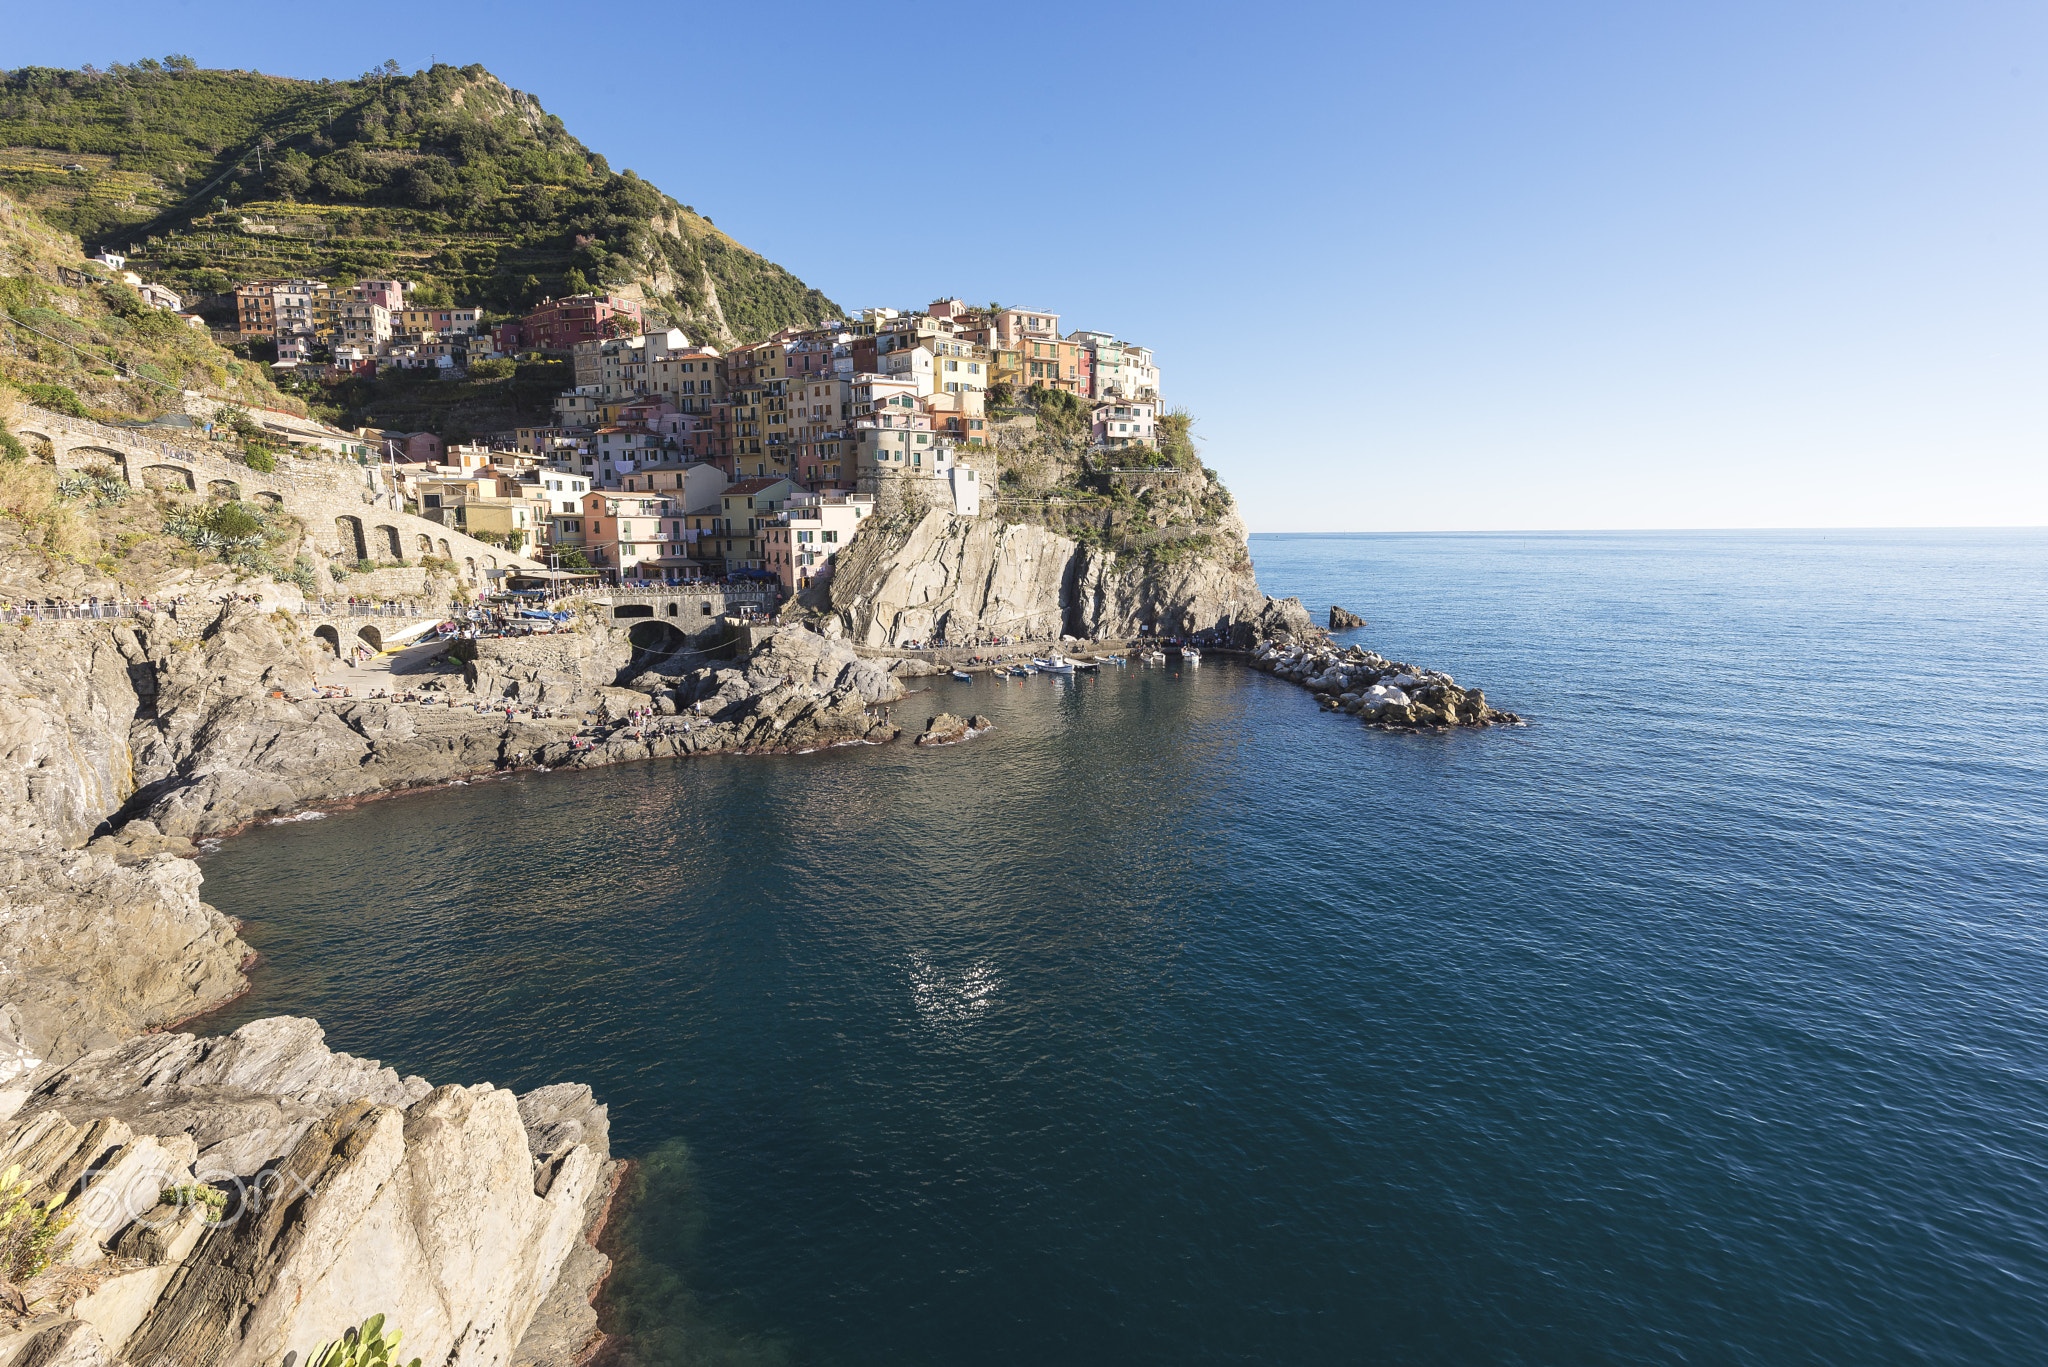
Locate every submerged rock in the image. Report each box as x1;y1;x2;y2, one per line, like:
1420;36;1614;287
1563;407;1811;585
1329;605;1365;629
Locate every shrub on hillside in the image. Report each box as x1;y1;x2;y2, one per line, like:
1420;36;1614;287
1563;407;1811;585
21;383;87;418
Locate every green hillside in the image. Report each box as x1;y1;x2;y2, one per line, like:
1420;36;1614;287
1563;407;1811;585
0;190;300;422
0;58;841;343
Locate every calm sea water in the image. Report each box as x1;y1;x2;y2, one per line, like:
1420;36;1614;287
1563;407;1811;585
195;530;2048;1367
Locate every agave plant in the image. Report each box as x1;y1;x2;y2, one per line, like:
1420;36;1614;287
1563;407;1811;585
285;1314;421;1367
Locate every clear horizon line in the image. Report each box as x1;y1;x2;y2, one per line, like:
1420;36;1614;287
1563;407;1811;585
1247;524;2048;536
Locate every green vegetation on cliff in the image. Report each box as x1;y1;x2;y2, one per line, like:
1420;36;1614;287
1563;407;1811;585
0;59;841;342
0;192;300;420
984;387;1246;570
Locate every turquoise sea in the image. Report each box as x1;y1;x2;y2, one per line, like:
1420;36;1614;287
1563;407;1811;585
196;529;2048;1365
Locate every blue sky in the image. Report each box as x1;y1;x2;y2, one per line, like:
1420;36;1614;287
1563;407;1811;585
12;1;2045;531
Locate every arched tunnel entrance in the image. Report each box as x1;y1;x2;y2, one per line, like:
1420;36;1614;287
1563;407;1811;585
624;619;690;672
314;624;341;657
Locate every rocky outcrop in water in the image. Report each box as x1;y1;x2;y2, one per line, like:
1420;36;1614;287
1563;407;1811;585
1329;605;1365;630
1252;637;1525;730
915;713;992;746
0;1018;615;1367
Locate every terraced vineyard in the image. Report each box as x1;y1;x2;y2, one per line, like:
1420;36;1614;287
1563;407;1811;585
0;61;840;343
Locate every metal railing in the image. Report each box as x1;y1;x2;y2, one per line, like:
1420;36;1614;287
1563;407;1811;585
0;596;444;626
308;598;431;619
2;598;152;623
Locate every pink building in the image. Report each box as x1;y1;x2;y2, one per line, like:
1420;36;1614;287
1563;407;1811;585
765;492;875;590
382;431;444;464
351;279;406;309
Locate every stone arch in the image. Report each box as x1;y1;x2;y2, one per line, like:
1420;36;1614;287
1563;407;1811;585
313;624;341;656
253;490;284;509
72;445;128;474
627;620;687;656
666;602;679;617
142;464;195;492
16;428;56;462
612;604;653;619
373;524;402;559
437;538;451;558
335;515;367;560
208;478;242;500
415;534;433;555
464;556;476;579
356;625;383;652
483;555;497;570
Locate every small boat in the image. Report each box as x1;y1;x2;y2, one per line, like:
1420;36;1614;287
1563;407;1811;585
1095;655;1127;666
1180;647;1203;662
1034;657;1075;674
951;669;973;682
1011;665;1036;676
1074;660;1099;672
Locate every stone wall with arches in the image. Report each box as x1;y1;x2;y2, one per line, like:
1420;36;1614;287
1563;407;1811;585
12;402;543;586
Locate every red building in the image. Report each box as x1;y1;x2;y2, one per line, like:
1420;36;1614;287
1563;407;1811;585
521;294;643;352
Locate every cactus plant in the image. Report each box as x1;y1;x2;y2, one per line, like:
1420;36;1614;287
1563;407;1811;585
287;1314;422;1367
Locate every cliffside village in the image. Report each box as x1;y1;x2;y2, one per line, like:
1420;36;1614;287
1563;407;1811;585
215;279;1167;594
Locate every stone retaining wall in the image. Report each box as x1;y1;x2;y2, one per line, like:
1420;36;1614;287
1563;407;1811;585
9;402;541;585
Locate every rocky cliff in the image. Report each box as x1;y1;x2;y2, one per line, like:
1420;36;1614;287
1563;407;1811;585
824;506;1273;647
0;605;635;1365
827;393;1296;647
0;1018;616;1367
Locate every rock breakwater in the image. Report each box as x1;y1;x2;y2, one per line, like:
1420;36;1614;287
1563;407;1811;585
1251;638;1525;731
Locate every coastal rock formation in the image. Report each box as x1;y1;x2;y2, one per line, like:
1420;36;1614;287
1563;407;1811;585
1234;595;1317;647
0;615;161;851
1251;638;1524;730
0;1018;614;1367
1329;605;1365;630
826;509;1269;647
539;626;904;765
915;713;992;746
0;847;248;1086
